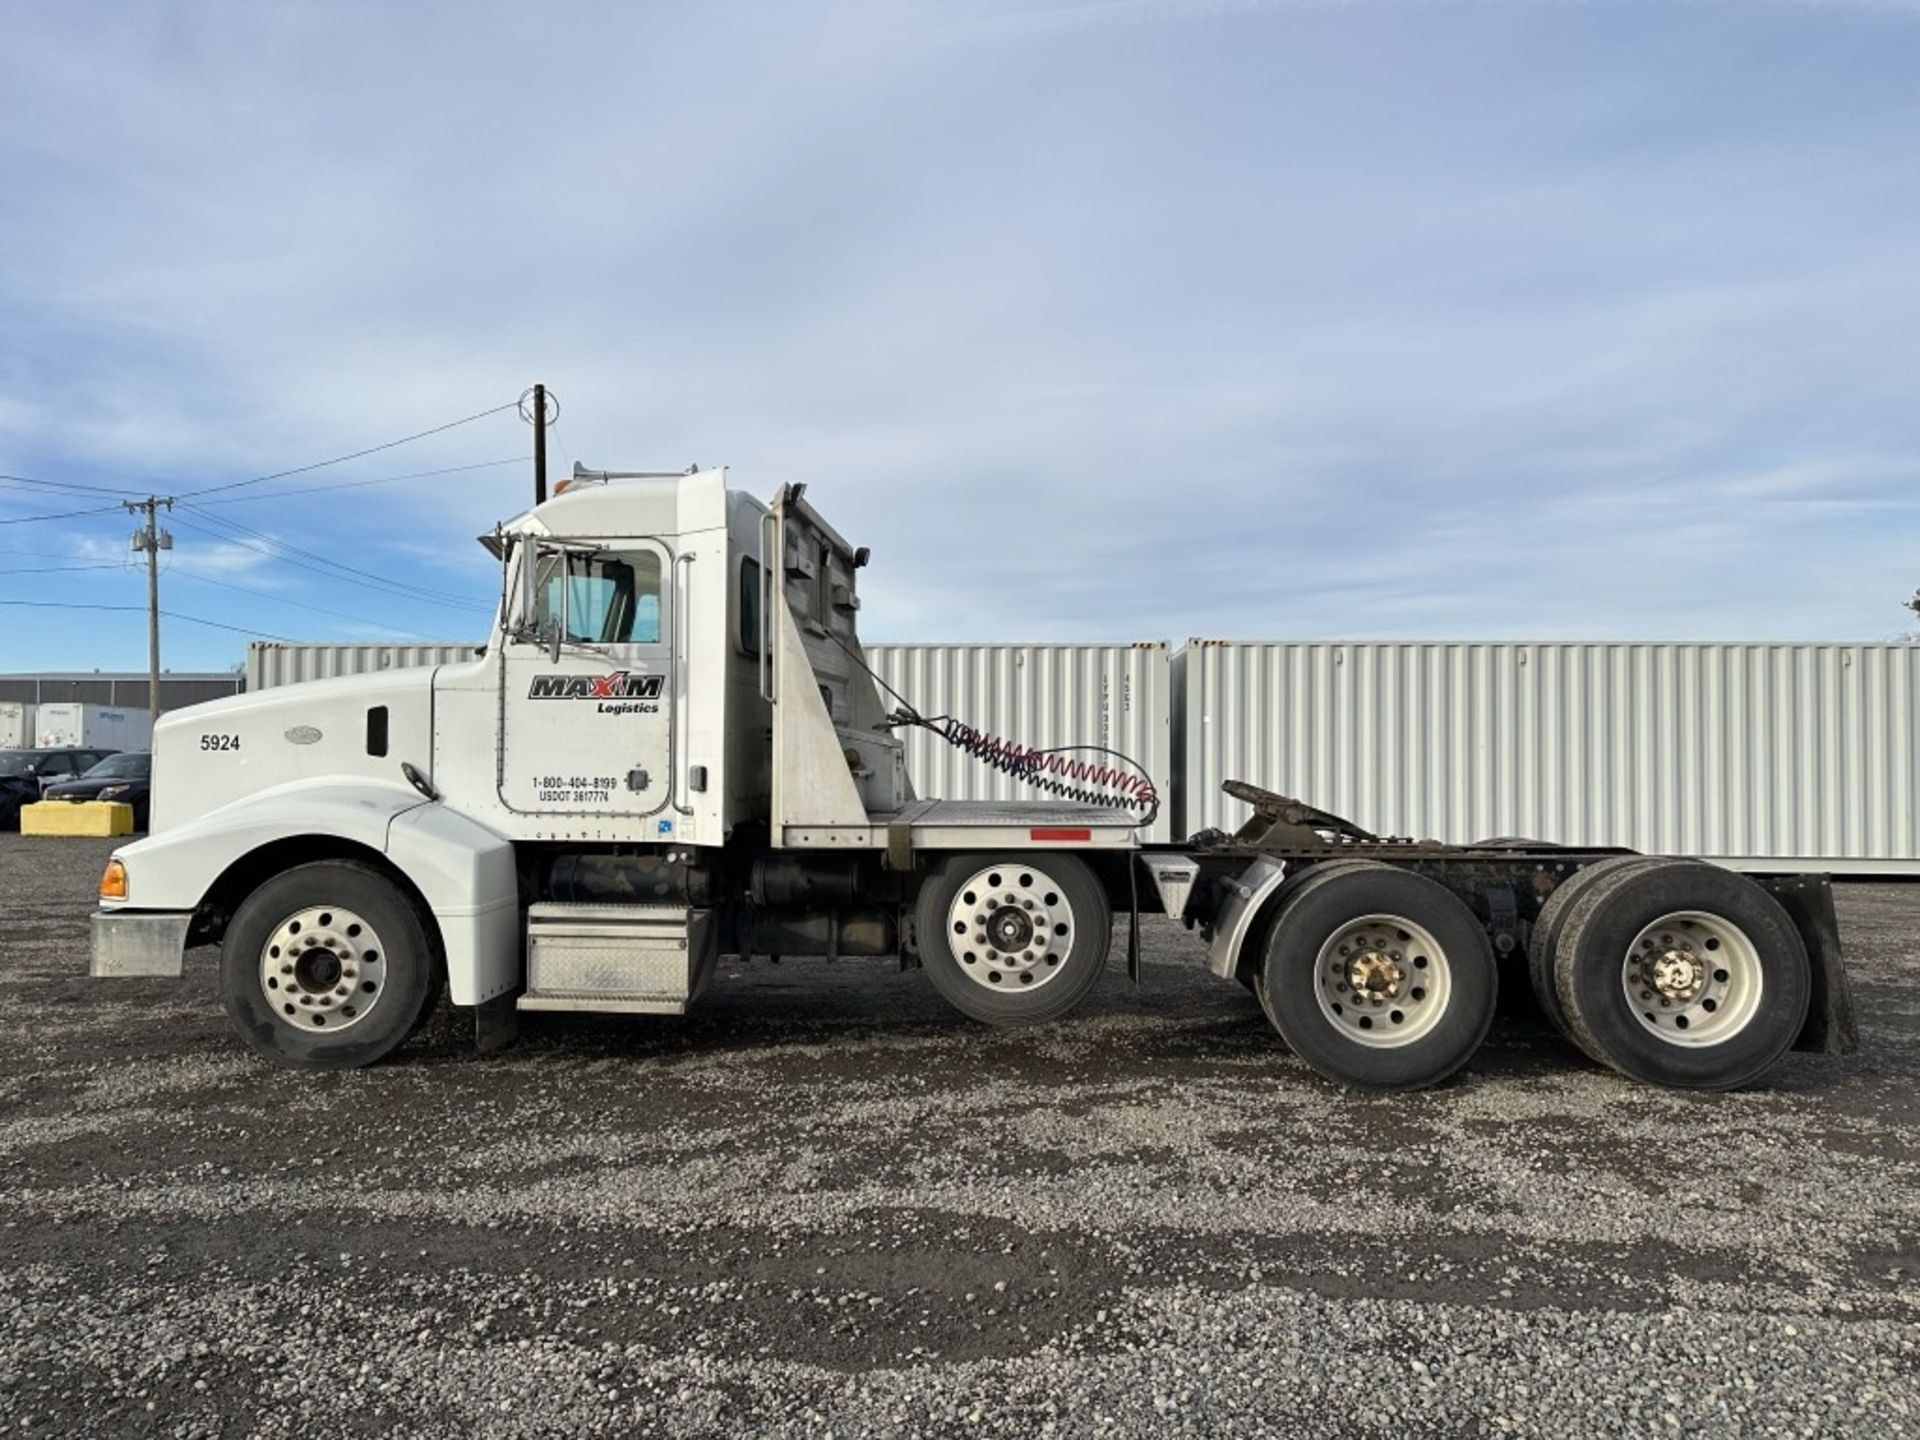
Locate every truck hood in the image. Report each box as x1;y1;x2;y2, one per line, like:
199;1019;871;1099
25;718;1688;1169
151;668;439;833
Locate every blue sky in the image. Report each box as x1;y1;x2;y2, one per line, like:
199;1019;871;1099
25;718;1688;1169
2;0;1918;674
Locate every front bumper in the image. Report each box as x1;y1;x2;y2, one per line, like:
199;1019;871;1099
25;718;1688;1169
90;909;192;978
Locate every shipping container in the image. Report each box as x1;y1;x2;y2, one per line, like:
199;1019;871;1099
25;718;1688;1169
34;702;152;751
866;643;1173;842
0;673;242;709
1173;641;1920;874
246;642;483;690
0;701;34;747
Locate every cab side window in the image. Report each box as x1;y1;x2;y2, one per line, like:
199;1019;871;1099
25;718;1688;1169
739;557;762;658
529;547;664;646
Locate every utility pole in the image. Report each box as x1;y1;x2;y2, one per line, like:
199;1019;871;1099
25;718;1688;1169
125;496;174;728
520;382;559;504
532;382;549;504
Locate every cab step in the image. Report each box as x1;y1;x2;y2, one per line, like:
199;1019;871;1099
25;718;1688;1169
517;903;717;1014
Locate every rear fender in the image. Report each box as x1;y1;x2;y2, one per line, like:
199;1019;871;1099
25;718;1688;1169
1204;858;1289;980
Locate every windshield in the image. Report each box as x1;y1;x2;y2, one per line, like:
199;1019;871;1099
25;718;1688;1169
0;751;37;778
83;753;148;780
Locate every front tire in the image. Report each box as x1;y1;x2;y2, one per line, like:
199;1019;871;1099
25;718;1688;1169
220;861;440;1070
914;853;1112;1026
1260;867;1497;1091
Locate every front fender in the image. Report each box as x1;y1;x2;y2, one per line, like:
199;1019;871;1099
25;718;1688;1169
104;779;429;915
103;780;521;1008
387;804;518;1006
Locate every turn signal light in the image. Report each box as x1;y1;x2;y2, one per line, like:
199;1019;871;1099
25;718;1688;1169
99;859;128;900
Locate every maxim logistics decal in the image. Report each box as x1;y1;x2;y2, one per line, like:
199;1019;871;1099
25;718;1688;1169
528;671;665;715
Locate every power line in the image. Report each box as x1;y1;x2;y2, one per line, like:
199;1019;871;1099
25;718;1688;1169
189;455;530;507
0;542;465;640
169;568;468;639
0;561;133;576
180;400;520;499
0;598;298;643
0;396;517;515
173;507;490;611
0;473;148;498
0;502;125;527
173;510;489;612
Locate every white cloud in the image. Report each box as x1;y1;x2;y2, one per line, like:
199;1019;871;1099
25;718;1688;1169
3;0;1920;670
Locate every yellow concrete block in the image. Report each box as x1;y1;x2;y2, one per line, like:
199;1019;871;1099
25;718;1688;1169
19;800;134;837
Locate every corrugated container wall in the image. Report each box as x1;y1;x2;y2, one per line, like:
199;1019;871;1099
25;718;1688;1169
246;642;483;690
866;644;1173;842
1175;642;1920;873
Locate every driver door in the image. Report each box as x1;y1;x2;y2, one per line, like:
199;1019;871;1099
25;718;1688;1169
498;538;676;824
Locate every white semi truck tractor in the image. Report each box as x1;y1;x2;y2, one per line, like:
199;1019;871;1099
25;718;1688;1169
88;468;1856;1090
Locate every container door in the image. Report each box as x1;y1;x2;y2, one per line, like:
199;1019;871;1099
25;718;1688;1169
497;538;675;822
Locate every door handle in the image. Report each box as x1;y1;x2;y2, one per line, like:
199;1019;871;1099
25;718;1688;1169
626;768;650;793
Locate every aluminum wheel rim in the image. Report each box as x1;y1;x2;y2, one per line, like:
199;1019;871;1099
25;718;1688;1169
258;905;387;1033
1621;910;1762;1047
945;864;1075;993
1312;913;1452;1048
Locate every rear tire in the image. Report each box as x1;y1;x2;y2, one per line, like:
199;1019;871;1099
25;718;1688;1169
1553;861;1810;1090
1260;867;1497;1091
915;853;1111;1026
220;861;440;1070
1244;859;1392;1033
1527;856;1670;1057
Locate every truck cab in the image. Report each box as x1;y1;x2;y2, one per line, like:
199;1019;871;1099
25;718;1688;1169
90;469;1154;1070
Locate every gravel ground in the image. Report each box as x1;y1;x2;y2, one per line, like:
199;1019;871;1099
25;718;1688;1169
1;833;1916;1438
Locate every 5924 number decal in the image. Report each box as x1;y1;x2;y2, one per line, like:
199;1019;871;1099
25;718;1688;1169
200;734;241;751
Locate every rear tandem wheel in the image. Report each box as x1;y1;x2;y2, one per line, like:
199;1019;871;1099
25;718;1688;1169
1258;866;1498;1092
1527;855;1674;1059
1550;860;1811;1090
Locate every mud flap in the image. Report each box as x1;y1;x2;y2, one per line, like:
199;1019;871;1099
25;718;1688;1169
1759;874;1858;1055
473;994;520;1055
1127;859;1142;984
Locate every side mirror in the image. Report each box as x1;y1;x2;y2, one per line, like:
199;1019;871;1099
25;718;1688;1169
542;616;564;664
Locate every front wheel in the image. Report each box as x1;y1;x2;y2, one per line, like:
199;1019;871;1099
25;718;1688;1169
220;860;440;1070
914;853;1112;1026
1260;867;1497;1091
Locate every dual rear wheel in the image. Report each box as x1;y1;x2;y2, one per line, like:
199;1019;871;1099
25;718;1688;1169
1530;859;1810;1090
1252;856;1811;1093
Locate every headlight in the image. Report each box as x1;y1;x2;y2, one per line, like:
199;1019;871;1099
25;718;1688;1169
98;784;130;799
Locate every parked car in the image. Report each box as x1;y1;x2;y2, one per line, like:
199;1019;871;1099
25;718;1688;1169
0;747;120;830
44;751;152;830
